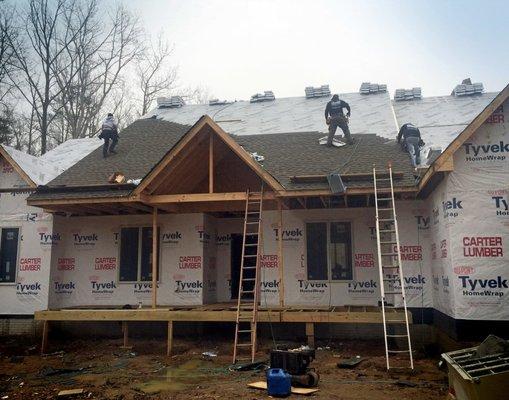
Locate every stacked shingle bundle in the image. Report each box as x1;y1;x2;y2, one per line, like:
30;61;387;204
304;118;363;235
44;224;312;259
209;99;230;106
157;96;185;108
394;87;422;101
250;91;275;103
359;82;387;94
452;82;484;97
305;85;331;99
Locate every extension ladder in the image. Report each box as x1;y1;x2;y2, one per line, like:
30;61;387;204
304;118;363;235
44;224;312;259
373;164;414;370
232;187;264;364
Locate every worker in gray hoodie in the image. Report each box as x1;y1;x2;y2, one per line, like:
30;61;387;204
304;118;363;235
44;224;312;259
99;113;118;158
397;123;424;167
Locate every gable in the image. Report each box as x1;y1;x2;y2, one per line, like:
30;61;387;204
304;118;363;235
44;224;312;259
0;149;35;189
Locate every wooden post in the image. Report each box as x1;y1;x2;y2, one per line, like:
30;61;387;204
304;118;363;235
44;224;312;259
167;321;173;356
277;200;285;307
41;320;49;355
305;323;315;348
152;207;158;309
122;321;129;348
209;133;214;193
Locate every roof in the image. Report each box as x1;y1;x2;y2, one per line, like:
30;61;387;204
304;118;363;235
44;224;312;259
1;145;62;185
40;137;103;171
29;117;416;202
147;91;498;157
238;132;416;190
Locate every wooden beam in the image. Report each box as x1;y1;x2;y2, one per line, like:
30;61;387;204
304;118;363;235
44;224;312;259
296;198;306;209
28;196;138;207
278;200;285;307
290;171;405;183
41;320;49;354
280;186;416;198
152;207;158;309
121;321;129;348
120;202;152;214
209;133;214;193
305;323;315;348
167;321;173;356
148;191;276;204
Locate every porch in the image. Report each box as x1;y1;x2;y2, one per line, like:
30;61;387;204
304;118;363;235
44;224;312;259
35;303;412;355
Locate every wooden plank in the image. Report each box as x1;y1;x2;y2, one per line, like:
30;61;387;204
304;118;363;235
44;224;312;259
57;388;84;397
209;132;214;193
290;171;405;183
41;320;49;354
122;321;129;347
277;200;284;307
167;321;173;356
305;322;315;348
148;192;276;204
280;186;416;198
247;381;319;396
152;207;158;309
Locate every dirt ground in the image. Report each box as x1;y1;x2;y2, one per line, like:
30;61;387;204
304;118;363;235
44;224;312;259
0;336;449;399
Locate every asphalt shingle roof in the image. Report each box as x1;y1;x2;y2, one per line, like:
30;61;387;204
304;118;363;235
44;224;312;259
29;118;416;201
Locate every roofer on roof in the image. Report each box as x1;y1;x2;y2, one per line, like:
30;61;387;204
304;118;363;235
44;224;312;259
397;123;424;167
324;94;352;146
99;113;119;158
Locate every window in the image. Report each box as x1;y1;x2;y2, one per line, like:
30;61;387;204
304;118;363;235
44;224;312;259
0;228;20;283
306;222;352;281
119;227;159;282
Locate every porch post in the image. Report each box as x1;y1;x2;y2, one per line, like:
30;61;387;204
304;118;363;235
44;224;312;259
278;200;285;307
152;207;158;309
209;132;214;193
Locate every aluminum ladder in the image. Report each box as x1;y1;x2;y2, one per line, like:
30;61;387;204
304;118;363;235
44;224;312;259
373;164;414;370
232;187;264;364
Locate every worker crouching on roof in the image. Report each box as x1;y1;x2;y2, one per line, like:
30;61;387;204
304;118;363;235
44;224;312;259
397;123;424;167
99;113;119;158
324;94;353;146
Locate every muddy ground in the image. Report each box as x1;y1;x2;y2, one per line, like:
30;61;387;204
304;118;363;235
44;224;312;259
0;337;449;399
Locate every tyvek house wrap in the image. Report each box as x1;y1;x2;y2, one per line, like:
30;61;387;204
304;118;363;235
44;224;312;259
0;157;53;315
428;99;509;320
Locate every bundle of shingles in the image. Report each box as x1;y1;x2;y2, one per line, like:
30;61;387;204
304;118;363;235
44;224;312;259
157;96;186;108
209;99;231;106
305;85;331;99
359;82;387;94
250;91;275;103
451;82;484;97
394;87;422;101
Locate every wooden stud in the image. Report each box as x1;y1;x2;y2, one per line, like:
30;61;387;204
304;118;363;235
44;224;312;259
167;321;173;356
122;321;129;348
41;320;49;354
148;192;275;204
305;322;315;348
209;132;214;193
152;207;158;309
278;200;285;307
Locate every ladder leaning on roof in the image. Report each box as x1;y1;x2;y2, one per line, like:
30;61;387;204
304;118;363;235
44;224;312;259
373;164;414;370
232;185;264;364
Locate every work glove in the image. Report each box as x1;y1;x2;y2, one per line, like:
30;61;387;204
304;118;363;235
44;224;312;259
419;138;425;147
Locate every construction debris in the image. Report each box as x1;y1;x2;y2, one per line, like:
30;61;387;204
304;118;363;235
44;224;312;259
337;356;366;369
248;381;319;396
57;388;84;397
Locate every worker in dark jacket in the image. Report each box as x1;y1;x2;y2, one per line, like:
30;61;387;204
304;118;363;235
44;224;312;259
98;113;119;158
397;123;423;167
324;94;352;146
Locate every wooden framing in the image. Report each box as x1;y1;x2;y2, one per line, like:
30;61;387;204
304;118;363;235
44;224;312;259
152;207;158;308
209;133;214;193
277;200;285;307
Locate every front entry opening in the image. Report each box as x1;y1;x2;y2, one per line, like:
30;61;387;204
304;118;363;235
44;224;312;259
230;233;257;299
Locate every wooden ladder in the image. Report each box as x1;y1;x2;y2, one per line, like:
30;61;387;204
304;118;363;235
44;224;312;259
232;187;264;364
373;164;414;370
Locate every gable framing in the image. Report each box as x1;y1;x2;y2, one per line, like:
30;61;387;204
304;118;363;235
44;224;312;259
0;146;37;188
418;83;509;194
133;115;285;196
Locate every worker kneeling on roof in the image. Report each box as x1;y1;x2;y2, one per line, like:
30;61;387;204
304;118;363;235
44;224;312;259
99;113;119;158
397;123;424;167
324;94;353;146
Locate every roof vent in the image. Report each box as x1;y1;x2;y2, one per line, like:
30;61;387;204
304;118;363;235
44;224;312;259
451;78;483;97
359;82;387;94
250;91;275;103
209;99;231;106
394;87;422;101
305;85;331;99
157;96;185;108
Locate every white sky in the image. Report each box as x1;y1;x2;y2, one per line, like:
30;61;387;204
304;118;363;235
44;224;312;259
125;0;508;101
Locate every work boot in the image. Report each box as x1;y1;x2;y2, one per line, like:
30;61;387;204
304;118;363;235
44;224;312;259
109;149;117;155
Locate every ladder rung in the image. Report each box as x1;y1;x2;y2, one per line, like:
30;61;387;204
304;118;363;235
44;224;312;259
388;350;411;354
245;243;258;247
247;211;260;214
245;233;258;236
379;229;395;233
241;290;255;294
382;265;399;269
386;334;408;338
379;219;394;222
378;208;393;211
243;266;257;269
238;329;253;333
376;178;391;181
384;291;403;295
246;221;259;224
386;319;406;323
244;255;258;258
242;278;256;281
236;343;252;347
383;278;400;282
381;252;398;256
380;241;397;244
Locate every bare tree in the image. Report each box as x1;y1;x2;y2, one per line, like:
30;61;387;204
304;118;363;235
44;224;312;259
0;8;16;105
5;0;95;153
135;33;177;116
54;3;143;141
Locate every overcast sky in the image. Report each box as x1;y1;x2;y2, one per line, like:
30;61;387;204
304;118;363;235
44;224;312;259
125;0;508;100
